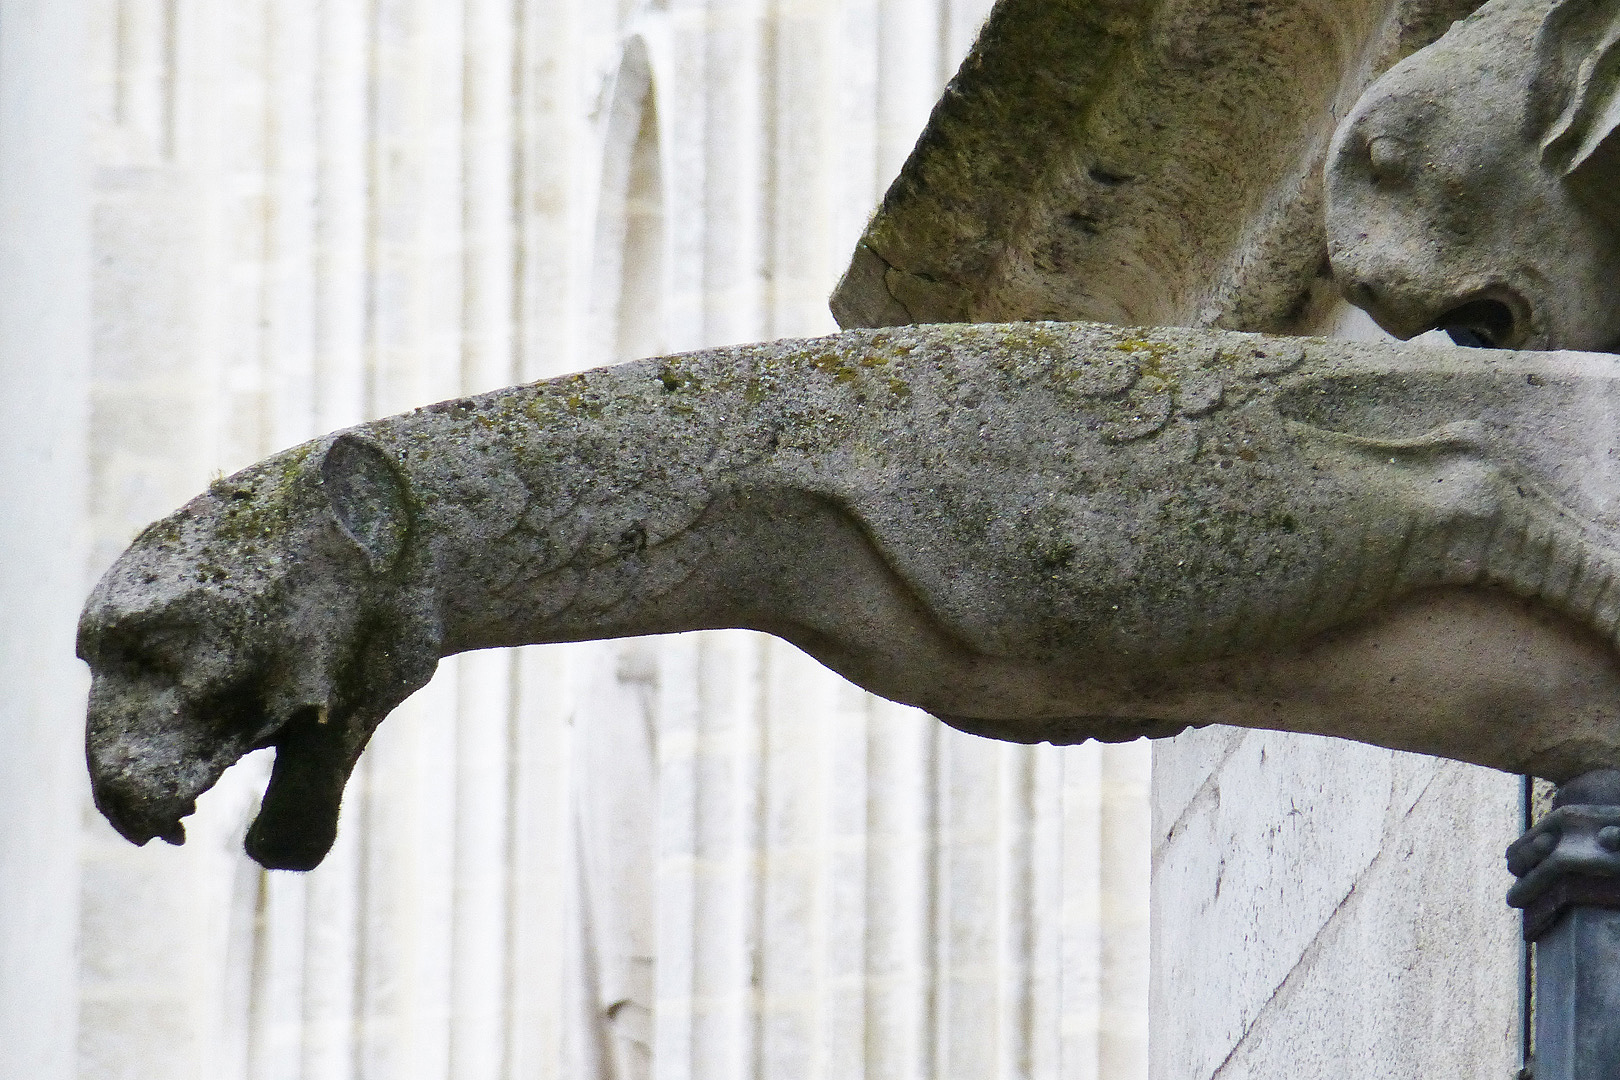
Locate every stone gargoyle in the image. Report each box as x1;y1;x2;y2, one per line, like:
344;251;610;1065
80;321;1620;870
1326;0;1620;351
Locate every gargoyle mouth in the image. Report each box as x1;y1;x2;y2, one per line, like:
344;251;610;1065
244;704;357;871
88;688;360;871
1433;294;1526;350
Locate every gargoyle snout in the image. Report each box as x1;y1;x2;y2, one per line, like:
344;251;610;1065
1329;266;1440;342
84;677;246;848
90;763;190;847
87;724;196;847
1332;256;1531;350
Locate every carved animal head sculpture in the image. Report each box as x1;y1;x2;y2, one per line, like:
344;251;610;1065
1326;0;1620;350
77;436;442;870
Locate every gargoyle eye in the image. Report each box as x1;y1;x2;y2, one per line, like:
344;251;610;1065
93;624;194;677
1365;135;1412;183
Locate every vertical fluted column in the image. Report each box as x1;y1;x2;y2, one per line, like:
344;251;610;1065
77;1;269;1077
0;2;91;1078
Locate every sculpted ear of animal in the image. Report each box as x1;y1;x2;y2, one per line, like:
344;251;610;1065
1535;0;1620;223
78;324;1620;869
323;434;412;572
1325;0;1620;351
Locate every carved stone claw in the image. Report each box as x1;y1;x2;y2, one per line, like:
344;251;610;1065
1507;770;1620;940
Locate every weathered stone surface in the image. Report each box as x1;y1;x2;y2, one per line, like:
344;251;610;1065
1151;733;1519;1080
1327;0;1620;353
829;0;1482;334
79;320;1620;868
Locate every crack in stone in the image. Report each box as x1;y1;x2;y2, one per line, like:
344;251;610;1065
1203;768;1454;1079
1151;733;1250;869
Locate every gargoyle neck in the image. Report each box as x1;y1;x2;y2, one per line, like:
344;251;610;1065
366;354;768;655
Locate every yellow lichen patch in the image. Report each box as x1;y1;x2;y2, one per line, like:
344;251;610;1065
811;350;863;384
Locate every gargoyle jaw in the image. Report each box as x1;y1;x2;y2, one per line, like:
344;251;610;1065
243;704;363;871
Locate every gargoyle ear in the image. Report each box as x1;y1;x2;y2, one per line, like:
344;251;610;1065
1535;0;1620;223
320;434;411;571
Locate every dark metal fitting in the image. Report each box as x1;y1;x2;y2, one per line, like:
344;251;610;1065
1508;770;1620;942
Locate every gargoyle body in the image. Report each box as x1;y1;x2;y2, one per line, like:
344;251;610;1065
80;322;1620;868
1327;0;1620;351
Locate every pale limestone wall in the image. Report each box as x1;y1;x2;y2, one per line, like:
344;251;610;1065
1147;310;1525;1080
1151;731;1521;1079
0;1;1153;1079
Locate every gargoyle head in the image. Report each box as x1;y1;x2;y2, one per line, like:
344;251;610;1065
1325;0;1620;351
77;434;440;870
